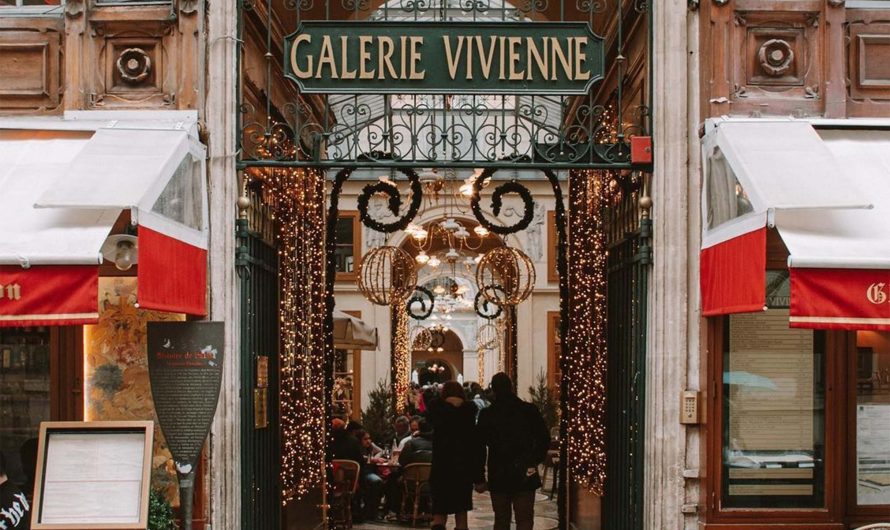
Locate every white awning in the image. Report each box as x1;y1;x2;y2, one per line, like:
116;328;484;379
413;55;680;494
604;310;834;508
776;128;890;269
0;129;119;266
36;127;208;250
333;309;379;351
701;119;873;249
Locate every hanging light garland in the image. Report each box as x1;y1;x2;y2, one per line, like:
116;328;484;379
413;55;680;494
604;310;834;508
391;307;411;414
476;247;536;306
564;169;610;494
250;163;328;503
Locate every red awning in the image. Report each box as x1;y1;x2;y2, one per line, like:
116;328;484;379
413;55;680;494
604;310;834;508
700;120;890;330
0;115;208;327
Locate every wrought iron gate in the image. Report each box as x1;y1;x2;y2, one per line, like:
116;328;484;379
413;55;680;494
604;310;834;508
603;191;650;530
237;212;281;530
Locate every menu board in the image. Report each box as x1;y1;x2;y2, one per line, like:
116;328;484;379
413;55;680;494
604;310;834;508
728;310;814;452
857;403;890;505
32;421;153;530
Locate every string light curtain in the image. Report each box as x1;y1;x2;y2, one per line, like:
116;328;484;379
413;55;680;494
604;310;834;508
390;307;410;414
565;169;610;494
266;166;328;503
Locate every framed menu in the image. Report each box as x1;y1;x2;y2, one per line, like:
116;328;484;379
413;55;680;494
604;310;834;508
31;421;154;530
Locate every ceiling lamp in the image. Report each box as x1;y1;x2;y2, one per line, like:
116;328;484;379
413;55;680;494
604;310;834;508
101;234;138;271
454;225;470;239
433;285;446;295
440;218;460;232
415;251;430;265
445;247;460;260
473;225;489;237
428;256;441;268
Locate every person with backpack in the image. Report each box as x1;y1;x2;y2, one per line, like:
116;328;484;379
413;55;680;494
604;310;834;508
475;372;551;530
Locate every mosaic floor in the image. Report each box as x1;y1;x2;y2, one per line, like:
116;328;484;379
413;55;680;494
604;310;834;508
353;490;558;530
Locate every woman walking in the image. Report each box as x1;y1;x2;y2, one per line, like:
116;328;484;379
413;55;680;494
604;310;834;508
424;380;484;530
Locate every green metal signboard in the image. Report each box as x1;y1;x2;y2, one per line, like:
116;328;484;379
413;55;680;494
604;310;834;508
284;21;604;94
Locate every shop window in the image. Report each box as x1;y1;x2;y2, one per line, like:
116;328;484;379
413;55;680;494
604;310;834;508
333;310;362;419
334;211;361;282
852;331;890;508
721;310;826;509
0;0;60;7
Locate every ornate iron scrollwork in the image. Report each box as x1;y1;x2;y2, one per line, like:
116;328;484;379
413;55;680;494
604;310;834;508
406;286;435;320
470;168;535;236
356;167;423;233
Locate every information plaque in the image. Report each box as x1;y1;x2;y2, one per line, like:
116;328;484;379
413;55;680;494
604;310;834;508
147;321;225;530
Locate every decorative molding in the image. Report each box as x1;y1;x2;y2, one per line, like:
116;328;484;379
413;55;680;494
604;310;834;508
180;0;199;15
757;39;795;77
116;47;152;84
64;0;84;18
804;85;820;99
828;0;844;6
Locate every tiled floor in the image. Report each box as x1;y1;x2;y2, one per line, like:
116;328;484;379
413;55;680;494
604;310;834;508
353;490;558;530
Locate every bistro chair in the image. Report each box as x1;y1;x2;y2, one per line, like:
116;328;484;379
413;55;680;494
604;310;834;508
401;462;432;526
331;459;360;529
854;525;890;530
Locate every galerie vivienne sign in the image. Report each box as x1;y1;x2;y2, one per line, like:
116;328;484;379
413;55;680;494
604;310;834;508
284;22;604;94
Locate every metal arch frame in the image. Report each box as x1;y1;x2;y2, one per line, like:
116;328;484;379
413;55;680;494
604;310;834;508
236;0;653;171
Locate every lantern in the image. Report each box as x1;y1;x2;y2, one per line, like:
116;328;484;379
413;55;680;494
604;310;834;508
357;246;418;305
475;246;535;306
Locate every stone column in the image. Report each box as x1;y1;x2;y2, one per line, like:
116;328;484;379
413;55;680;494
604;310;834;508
205;0;241;526
646;1;698;529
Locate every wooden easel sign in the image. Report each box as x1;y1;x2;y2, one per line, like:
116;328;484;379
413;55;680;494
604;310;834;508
31;421;154;530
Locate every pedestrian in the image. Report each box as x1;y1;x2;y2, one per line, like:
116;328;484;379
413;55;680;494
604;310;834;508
424;380;484;530
0;453;30;529
356;430;386;522
476;372;551;530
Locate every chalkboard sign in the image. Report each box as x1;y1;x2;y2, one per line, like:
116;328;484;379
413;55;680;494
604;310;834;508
147;321;224;530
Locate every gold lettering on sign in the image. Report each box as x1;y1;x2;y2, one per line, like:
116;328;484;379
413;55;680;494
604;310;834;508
358;36;375;79
867;283;887;305
551;37;572;81
378;36;397;79
340;36;357;79
400;36;408;80
527;37;548;81
409;37;425;80
573;37;590;80
316;36;337;79
443;36;465;80
291;34;313;79
498;36;507;81
0;284;22;301
507;37;524;80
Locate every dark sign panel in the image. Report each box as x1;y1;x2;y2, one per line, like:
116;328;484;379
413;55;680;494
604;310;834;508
284;21;604;94
147;321;224;474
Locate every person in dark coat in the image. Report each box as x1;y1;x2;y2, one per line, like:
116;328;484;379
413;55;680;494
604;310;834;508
425;380;483;530
476;373;551;530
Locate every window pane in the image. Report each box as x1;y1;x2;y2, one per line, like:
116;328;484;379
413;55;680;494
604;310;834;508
334;216;355;274
0;327;50;494
707;148;754;230
722;309;825;508
854;331;890;506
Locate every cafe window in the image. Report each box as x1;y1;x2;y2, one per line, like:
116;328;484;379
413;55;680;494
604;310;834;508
0;326;81;492
334;211;361;282
721;310;826;509
547;311;561;395
851;331;890;509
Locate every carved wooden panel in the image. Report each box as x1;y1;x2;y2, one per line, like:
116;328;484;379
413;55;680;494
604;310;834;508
0;21;63;113
60;0;201;111
846;10;890;117
729;9;823;115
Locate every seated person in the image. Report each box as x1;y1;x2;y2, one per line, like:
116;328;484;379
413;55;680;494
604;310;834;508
356;430;386;522
0;453;30;529
384;418;433;520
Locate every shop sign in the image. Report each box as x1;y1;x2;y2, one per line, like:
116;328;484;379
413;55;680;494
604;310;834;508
147;321;224;530
284;21;604;94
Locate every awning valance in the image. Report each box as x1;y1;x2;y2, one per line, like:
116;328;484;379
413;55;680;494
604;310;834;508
700;119;890;330
0;113;208;326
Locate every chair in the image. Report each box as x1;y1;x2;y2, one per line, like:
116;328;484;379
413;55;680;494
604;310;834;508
331;459;360;529
401;462;432;526
539;449;560;500
854;525;890;530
